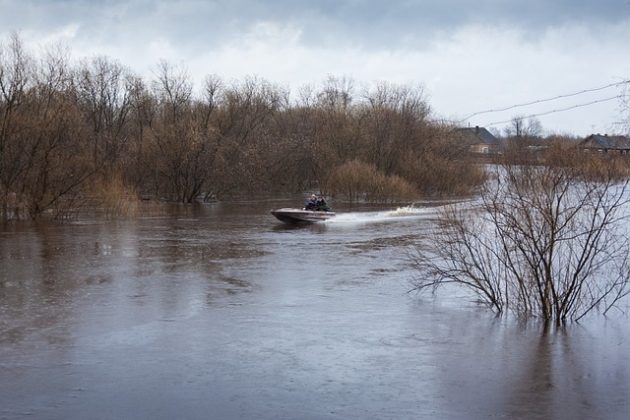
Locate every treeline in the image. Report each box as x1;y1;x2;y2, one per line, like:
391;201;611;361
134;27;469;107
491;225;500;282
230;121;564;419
0;35;483;220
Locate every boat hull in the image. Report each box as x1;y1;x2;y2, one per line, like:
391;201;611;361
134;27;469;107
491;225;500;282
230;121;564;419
271;208;336;224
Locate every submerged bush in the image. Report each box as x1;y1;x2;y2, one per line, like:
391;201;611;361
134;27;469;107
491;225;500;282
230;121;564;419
88;173;140;218
326;160;417;202
411;163;630;325
399;152;486;197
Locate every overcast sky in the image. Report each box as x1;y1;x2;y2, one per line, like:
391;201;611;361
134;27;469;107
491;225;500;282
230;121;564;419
2;0;630;135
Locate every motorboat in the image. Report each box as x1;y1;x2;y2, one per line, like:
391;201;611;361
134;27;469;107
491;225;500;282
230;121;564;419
271;208;336;224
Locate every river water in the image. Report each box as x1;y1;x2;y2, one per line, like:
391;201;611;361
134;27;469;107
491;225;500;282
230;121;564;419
1;198;629;420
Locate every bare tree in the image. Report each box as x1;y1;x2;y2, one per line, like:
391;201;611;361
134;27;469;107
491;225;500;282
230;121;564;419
317;75;354;110
0;35;94;220
212;77;285;194
504;115;543;139
152;60;192;120
359;82;430;174
75;56;133;172
125;75;156;191
621;80;630;135
22;47;94;219
147;62;219;202
0;33;31;220
411;163;630;325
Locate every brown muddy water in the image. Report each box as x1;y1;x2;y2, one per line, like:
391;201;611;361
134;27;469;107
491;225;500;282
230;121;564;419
1;198;629;420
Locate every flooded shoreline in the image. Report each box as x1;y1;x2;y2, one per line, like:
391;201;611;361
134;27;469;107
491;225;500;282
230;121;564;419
1;200;629;419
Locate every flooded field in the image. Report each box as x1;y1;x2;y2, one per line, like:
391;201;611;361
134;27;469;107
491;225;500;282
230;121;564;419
1;199;629;419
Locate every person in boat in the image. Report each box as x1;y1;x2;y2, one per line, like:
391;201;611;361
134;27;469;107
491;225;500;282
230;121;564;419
315;196;331;212
304;194;331;211
304;194;318;210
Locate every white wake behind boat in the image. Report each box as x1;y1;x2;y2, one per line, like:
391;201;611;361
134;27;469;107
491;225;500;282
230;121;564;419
271;208;336;224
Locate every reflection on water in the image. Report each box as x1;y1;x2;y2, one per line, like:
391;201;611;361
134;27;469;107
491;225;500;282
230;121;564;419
1;199;629;419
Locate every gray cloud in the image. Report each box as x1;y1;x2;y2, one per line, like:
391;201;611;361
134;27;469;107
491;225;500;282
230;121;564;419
1;0;628;135
3;0;629;50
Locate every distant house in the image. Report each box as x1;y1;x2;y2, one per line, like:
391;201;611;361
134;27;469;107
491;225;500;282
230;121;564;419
580;134;630;155
456;126;502;155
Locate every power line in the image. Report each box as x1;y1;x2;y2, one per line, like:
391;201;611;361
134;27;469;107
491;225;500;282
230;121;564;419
462;80;629;121
483;95;622;127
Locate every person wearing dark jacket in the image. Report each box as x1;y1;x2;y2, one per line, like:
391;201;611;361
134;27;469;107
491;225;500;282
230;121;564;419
315;196;330;211
304;194;331;211
304;194;318;210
